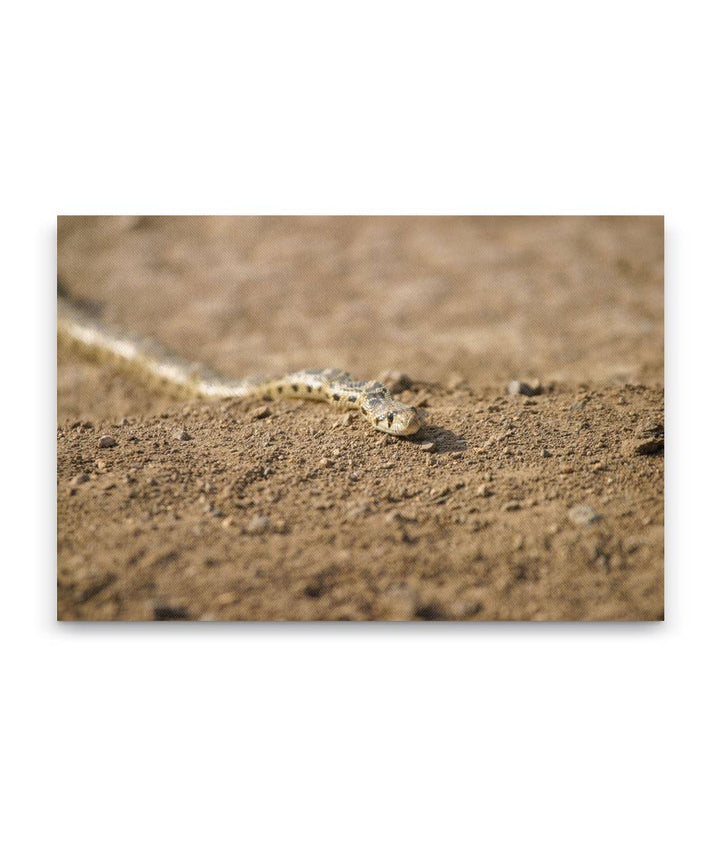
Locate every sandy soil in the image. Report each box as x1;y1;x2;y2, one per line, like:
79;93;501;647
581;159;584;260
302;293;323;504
57;216;664;620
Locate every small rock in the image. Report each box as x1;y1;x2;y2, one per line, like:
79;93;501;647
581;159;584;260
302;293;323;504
476;483;492;497
70;473;90;486
153;602;189;621
622;421;664;456
304;577;327;599
503;501;521;511
98;434;117;448
319;457;332;468
414;600;448;620
377;370;412;394
250;405;271;420
221;516;235;529
541;448;551;458
246;514;270;535
568;504;600;525
419;441;436;452
508;379;542;396
173;427;192;441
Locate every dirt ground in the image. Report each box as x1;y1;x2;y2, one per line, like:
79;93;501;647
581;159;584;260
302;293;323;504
57;216;664;620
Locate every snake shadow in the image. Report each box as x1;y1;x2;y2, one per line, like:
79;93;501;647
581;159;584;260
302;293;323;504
407;423;467;454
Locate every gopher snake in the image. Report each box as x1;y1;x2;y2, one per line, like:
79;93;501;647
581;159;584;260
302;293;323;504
58;297;424;436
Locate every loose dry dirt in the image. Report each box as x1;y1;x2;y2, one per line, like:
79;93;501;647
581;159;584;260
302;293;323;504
57;216;664;620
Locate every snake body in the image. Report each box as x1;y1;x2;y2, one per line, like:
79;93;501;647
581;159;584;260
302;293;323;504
58;298;424;436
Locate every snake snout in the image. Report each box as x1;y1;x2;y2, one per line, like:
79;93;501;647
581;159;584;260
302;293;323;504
387;406;424;436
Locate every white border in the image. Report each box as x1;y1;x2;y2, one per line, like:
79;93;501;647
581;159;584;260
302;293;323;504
4;2;717;854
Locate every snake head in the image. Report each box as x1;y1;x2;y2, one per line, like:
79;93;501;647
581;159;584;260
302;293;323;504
377;404;424;436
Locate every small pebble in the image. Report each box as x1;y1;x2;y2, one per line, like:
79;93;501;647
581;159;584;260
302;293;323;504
377;370;412;394
508;379;542;396
476;483;492;497
622;421;664;456
503;501;521;511
153;602;189;621
250;405;271;420
98;435;117;448
173;427;192;441
70;473;90;486
246;514;270;534
568;504;600;525
419;441;436;452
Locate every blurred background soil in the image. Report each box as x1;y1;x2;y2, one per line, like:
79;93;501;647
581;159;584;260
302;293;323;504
57;216;664;620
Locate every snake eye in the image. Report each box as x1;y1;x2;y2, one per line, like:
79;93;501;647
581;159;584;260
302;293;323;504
386;413;394;426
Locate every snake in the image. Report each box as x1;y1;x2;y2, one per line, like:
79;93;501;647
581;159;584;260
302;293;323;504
57;296;425;436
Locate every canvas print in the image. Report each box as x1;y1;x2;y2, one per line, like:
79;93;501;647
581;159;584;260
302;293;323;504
57;216;664;620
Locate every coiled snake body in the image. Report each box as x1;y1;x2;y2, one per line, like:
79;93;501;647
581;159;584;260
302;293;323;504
58;298;424;436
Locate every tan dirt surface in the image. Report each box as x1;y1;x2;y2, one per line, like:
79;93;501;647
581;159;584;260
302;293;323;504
57;216;664;620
